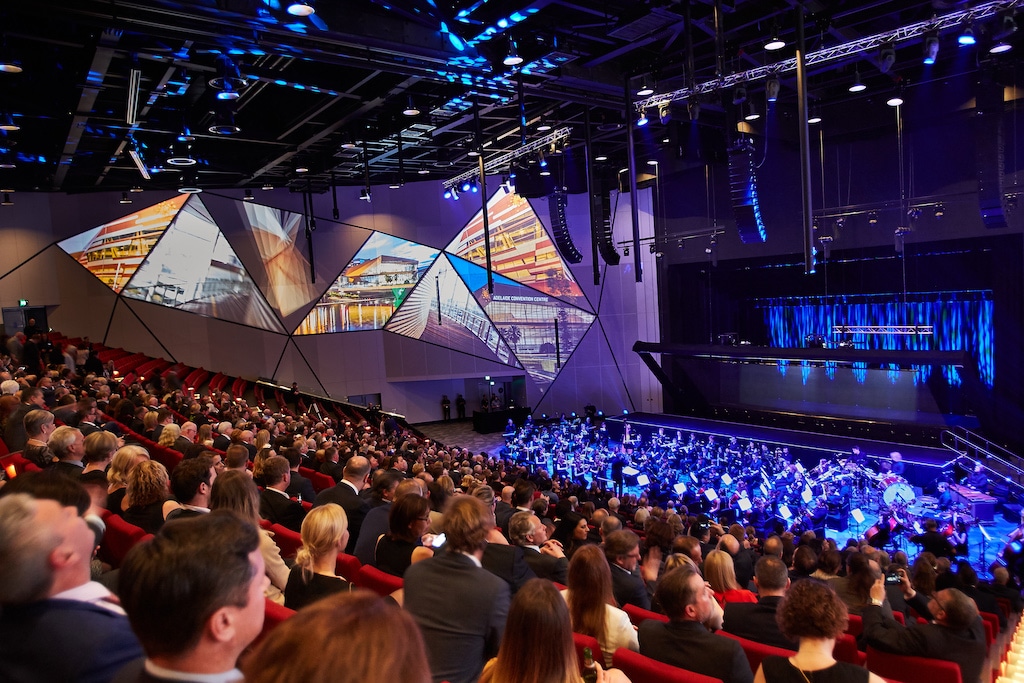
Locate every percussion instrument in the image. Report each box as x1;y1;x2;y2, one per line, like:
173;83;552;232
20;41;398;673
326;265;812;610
883;481;916;506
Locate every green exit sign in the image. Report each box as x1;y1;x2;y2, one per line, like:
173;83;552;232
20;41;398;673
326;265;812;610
18;299;27;307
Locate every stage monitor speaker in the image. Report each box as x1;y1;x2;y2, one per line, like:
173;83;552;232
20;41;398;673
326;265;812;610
548;190;582;263
727;137;768;244
1002;503;1023;523
975;72;1007;229
827;512;849;532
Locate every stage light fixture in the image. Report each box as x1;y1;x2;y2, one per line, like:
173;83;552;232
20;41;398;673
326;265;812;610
658;102;671;125
443;188;452;200
208;55;248;93
119;192;132;205
687;99;700;121
178;175;203;194
636;110;649;126
209;109;241;135
733;86;747;105
0;113;19;131
460;179;472;192
807;109;822;124
243;189;255;201
503;39;523;66
402;95;420;116
130;185;144;193
166;142;196;166
0;193;11;206
636;80;654;97
536;117;552;132
744;102;760;121
764;24;785;51
991;40;1013;54
595;152;609;162
887;92;904;107
0;55;21;74
295;165;309;173
923;34;940;64
878;43;896;73
765;77;780;102
286;1;315;17
933;203;945;218
417;168;430;175
849;69;866;93
868;211;878;224
958;25;976;46
262;182;274;191
359;187;372;202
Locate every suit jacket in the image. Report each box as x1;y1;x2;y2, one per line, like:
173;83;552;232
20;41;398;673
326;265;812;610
862;593;987;683
52;460;85;479
259;488;306;532
2;402;33;452
212;434;231;451
313;481;369;553
722;596;798;650
353;502;392;566
404;552;510;683
480;543;536;594
611;563;652;610
0;598;144;683
521;546;568;584
285;471;316;503
638;619;754;683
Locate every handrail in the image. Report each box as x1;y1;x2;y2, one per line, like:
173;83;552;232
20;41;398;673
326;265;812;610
941;427;1024;490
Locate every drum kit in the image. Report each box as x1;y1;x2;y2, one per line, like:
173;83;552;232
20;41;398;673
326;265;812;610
855;469;973;550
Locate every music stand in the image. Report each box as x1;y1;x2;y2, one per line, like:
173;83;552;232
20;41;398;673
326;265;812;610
977;524;992;573
850;508;865;536
673;482;687;495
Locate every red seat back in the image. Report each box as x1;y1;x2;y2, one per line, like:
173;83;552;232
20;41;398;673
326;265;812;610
98;513;152;567
336;552;362;581
304;469;335;493
572;632;602;671
268;523;303;560
845;612;863;638
718;631;794;674
612;648;724;683
623;602;669;627
354;564;404;597
979;611;999;641
252;598;295;649
893;610;905;625
833;632;866;666
1;452;42;477
865;646;962;683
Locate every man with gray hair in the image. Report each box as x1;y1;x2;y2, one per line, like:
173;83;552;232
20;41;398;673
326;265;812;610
0;378;20;396
212;421;233;451
509;509;567;583
50;425;86;479
0;492;143;681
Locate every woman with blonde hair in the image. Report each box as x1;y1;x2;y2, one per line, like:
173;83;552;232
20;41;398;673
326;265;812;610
245;592;432;683
284;503;352;610
704;549;757;608
210;469;290;604
122;459;172;534
196;423;213;448
106;445;150;513
482;578;630;683
254;428;271;452
157;423;180;449
562;544;638;668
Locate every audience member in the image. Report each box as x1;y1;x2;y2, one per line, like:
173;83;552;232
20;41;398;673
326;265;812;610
122;459;172;534
258;455;307;532
284;503;352;610
754;579;885;683
481;578;631;683
0;491;143;681
50;425;86;479
164;454;216;521
21;408;56;469
354;474;421;566
245;592;431;683
283;447;316;502
639;563;753;683
375;493;434;577
563;544;639;667
723;555;796;650
313;454;371;553
605;529;658;610
404;495;510;683
510;509;568;583
106;445;150;514
705;548;757;608
116;510;268;682
80;429;119;487
3;386;46;452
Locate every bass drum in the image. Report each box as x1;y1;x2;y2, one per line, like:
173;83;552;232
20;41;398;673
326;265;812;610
883;482;916;506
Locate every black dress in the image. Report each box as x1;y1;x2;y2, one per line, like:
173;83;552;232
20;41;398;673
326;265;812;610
283;566;351;610
374;535;418;577
761;657;868;683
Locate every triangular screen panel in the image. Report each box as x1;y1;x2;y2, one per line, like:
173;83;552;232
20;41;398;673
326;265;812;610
120;195;284;332
449;255;595;391
384;254;520;367
295;232;439;335
445;186;587;308
57;195;188;293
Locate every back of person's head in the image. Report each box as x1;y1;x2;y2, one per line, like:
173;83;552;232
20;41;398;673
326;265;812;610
471;483;495;507
704;549;741;593
924;518;938;532
936;587;979;630
158;422;181;447
156;408;173;425
107;446;149;489
371;470;403;500
295;504;348;579
21;387;42;405
210;470;260;525
119;510;261;659
479;578;580;683
225;444;249;469
83;430;118;465
0;469;91;514
263;455;291;486
763;535;783;558
792;545;818;575
244;591;430;683
566;544;613;642
600;514;622;537
603;529;640;564
817;549;842;576
126;459;169;507
776;577;848;641
344;455;371;482
0;493;62;603
282;447;303;469
664;552;698;574
170;455;215;503
24;408;53;438
755;555;789;592
993;566;1011;585
393;477;425;501
388;494;430;542
48;425;81;459
512;478;535;507
956;560;978;587
441;495;490;554
0;379;19;395
656;563;703;622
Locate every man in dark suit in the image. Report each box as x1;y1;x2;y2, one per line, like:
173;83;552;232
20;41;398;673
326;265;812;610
509;510;568;583
639;563;754;683
496;478;534;538
116;511;267;683
719;531;757;589
259;455;307;532
606;529;658;610
211;421;232;451
909;518;954;559
0;491;144;682
863;570;987;683
50;425;86;479
3;386;46;452
313;454;371;553
283;447;316;503
722;555;797;650
404;496;510;683
981;567;1023;613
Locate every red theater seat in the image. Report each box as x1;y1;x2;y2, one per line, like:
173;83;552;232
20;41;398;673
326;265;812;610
98;512;152;568
718;631;795;673
354;564;403;597
613;648;724;683
865;647;962;683
268;523;303;560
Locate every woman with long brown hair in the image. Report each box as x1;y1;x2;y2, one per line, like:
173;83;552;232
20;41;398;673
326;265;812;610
562;544;638;668
480;578;630;683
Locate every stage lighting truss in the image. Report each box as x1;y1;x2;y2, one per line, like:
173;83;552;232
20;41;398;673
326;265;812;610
830;325;934;335
442;127;571;192
633;0;1019;112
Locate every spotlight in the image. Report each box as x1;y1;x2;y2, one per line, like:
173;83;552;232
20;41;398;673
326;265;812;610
0;57;21;74
1;193;12;206
923;35;939;64
636;110;649;126
636;80;654;97
658;102;671;125
451;188;460;200
295;165;309;173
646;160;658;166
0;113;19;132
286;0;315;16
119;192;132;205
166;142;196;166
733;86;747;105
443;188;453;200
933;203;944;218
178;175;203;194
470;180;479;193
764;25;785;51
359;187;372;202
243;189;255;201
878;43;896;73
129;186;144;193
460;179;473;192
887;92;904;107
807;110;822;124
868;211;878;224
991;40;1013;54
262;182;274;190
417;168;430;175
649;243;657;254
765;77;780;102
402;95;420;116
209;109;241;135
389;180;404;189
208;55;248;93
958;25;976;46
849;69;866;93
744;103;760;121
687;99;700;121
537;118;552;132
503;39;524;67
623;245;629;256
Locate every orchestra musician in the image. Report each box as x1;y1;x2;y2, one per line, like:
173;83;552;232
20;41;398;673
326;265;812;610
936;482;954;508
965;462;988;491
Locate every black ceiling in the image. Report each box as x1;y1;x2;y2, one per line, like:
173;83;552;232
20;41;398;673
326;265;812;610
0;0;1020;195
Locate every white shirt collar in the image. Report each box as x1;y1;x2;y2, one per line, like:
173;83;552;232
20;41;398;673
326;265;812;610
52;580;126;615
267;487;290;499
145;660;244;683
457;551;483;567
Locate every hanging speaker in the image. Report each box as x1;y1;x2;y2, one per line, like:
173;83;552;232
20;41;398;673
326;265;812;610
975;73;1007;229
592;190;619;265
549;190;582;263
728;137;767;243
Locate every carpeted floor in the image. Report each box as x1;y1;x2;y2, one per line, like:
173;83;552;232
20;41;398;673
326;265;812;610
412;419;507;456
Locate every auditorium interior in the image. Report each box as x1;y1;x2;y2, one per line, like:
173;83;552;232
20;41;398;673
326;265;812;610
3;0;1024;582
